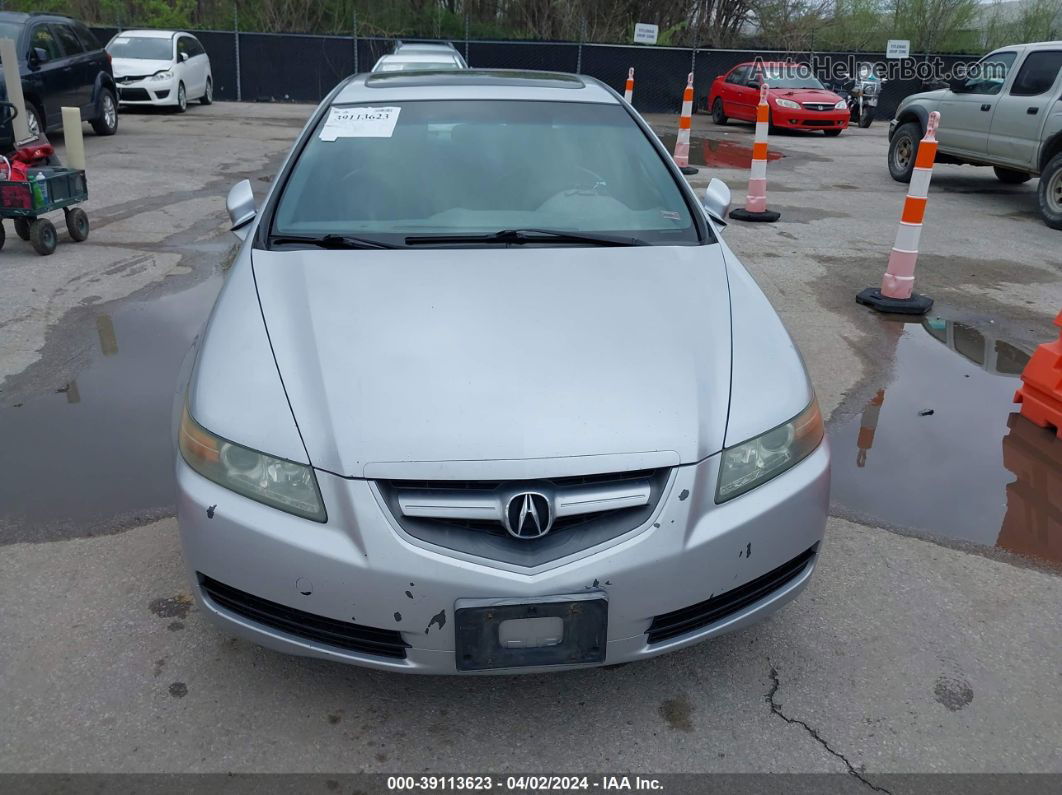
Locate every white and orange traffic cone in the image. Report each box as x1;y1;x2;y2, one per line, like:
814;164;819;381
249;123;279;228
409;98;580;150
673;72;698;175
624;67;634;103
857;110;940;315
729;83;779;222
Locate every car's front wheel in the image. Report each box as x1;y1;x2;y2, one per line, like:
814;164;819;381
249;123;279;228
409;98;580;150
711;98;727;125
24;103;42;139
176;82;187;113
1038;153;1062;230
993;166;1031;184
888;121;921;183
90;89;118;136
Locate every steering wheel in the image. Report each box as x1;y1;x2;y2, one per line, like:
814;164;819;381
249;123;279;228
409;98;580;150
570;165;609;193
338;165;405;220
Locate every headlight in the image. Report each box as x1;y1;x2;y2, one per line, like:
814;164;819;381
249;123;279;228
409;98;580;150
151;70;174;81
179;405;327;521
835;99;847;110
774;98;800;109
716;400;824;503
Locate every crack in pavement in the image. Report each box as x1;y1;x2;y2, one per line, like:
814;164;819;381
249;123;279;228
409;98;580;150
766;661;891;793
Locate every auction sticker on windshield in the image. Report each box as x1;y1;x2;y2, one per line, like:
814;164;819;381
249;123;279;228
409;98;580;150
319;106;401;141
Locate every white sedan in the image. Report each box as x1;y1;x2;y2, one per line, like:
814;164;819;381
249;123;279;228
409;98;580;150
107;30;213;112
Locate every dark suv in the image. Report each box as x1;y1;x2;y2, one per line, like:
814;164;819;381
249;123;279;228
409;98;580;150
0;11;118;148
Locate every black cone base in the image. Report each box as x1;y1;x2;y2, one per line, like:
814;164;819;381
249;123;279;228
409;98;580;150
680;165;699;175
729;208;780;222
856;287;933;315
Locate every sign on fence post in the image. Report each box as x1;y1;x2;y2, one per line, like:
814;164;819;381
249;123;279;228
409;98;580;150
886;40;911;59
633;23;658;45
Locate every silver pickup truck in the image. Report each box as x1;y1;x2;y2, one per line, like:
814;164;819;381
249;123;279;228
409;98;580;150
888;42;1062;229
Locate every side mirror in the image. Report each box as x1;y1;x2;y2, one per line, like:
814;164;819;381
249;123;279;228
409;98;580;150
29;47;49;66
746;80;761;89
703;178;732;224
947;77;967;93
226;179;256;238
179;51;189;62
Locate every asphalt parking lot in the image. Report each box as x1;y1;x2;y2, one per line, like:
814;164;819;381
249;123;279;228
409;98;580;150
1;103;1060;781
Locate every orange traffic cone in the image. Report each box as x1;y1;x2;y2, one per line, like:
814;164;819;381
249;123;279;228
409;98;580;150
673;72;698;175
1014;310;1062;438
857;111;940;315
624;67;634;104
729;83;779;222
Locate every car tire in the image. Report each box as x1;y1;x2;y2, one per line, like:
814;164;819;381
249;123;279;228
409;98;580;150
175;82;187;113
29;218;57;255
0;220;5;251
14;218;31;241
200;77;213;105
711;98;727;125
888;121;922;183
90;89;118;136
65;207;89;242
824;128;843;137
1038;153;1062;230
993;166;1031;184
24;103;43;139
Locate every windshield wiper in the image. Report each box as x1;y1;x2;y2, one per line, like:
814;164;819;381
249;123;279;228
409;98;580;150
270;233;398;250
404;229;648;247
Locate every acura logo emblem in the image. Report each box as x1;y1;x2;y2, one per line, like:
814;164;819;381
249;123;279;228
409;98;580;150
504;492;553;539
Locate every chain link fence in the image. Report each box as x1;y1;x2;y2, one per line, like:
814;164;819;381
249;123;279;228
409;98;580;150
91;26;977;121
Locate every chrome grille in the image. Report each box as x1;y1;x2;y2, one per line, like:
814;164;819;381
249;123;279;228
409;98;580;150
377;468;672;567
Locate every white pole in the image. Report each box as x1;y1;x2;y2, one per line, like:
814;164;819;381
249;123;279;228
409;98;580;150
61;107;86;170
0;38;31;144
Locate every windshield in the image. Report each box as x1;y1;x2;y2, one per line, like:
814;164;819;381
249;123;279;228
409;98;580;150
377;61;458;72
755;67;825;90
0;22;22;45
107;36;172;61
272;100;699;246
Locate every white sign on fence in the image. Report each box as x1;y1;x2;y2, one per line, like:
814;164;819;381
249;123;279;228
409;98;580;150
886;39;911;59
633;23;659;45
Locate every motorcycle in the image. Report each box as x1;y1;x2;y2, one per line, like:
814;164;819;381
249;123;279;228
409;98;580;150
830;63;886;129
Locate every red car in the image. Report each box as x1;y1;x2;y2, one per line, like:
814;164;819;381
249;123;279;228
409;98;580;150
708;61;849;136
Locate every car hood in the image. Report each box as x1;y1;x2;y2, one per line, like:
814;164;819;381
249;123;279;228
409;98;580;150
897;88;947;111
770;87;842;104
252;245;733;479
111;58;172;78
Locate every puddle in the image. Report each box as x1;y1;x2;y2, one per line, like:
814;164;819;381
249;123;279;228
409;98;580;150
0;274;222;542
657;133;783;169
829;316;1062;567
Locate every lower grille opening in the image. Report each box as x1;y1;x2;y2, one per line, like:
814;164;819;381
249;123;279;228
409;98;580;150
118;87;151;101
198;574;409;659
646;545;818;644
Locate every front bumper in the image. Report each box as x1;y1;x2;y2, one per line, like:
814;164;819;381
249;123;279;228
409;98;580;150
772;108;849;131
176;443;830;674
116;79;176;106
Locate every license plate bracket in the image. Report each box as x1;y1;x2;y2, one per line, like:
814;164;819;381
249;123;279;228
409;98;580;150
454;593;608;672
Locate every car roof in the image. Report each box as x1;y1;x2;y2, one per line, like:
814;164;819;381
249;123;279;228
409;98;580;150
394;41;458;53
336;70;618;104
114;29;185;39
996;41;1062;50
376;52;460;63
0;11;77;24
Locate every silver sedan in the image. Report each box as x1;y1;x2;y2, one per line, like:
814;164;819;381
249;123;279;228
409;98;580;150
174;70;830;674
